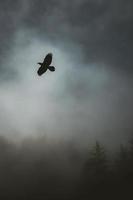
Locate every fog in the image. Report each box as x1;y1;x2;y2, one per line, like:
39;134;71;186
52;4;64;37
0;28;132;149
0;1;133;199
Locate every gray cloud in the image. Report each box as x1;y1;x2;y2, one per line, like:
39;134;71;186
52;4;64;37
1;0;133;72
0;0;132;149
0;2;133;199
0;29;132;149
19;0;133;71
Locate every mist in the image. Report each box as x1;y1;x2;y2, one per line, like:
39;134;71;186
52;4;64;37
0;27;132;149
0;0;133;199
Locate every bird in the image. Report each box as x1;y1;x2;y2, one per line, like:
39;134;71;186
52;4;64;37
37;53;55;76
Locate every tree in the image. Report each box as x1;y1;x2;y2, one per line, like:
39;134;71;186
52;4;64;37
83;141;108;185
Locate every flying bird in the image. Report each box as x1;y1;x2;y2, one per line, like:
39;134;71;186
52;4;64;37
37;53;55;76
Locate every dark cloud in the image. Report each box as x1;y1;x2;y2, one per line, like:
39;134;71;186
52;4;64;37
21;0;133;71
0;0;132;147
0;3;133;197
1;0;133;72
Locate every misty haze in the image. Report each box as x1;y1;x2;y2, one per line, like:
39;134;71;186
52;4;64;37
0;0;133;199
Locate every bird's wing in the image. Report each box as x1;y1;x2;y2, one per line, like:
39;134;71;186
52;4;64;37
48;66;55;72
43;53;52;65
43;55;49;63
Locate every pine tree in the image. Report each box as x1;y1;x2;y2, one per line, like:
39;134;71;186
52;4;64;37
83;141;108;184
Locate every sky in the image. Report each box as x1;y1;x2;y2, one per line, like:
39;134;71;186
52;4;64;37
0;0;133;148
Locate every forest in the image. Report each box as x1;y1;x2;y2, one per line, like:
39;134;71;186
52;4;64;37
0;135;132;200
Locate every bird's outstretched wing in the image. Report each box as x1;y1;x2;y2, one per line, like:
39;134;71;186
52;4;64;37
43;53;52;65
48;66;55;71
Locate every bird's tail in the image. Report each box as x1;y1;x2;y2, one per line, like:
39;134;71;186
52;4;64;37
48;66;55;72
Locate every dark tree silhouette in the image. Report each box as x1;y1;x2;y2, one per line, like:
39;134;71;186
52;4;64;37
84;142;108;183
1;135;133;200
77;141;109;200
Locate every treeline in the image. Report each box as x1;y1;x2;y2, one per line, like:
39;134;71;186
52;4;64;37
0;136;133;199
76;141;133;200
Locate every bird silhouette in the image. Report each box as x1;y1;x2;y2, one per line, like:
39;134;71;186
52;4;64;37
37;53;55;76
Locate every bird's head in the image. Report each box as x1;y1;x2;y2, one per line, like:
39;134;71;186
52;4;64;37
48;53;53;57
